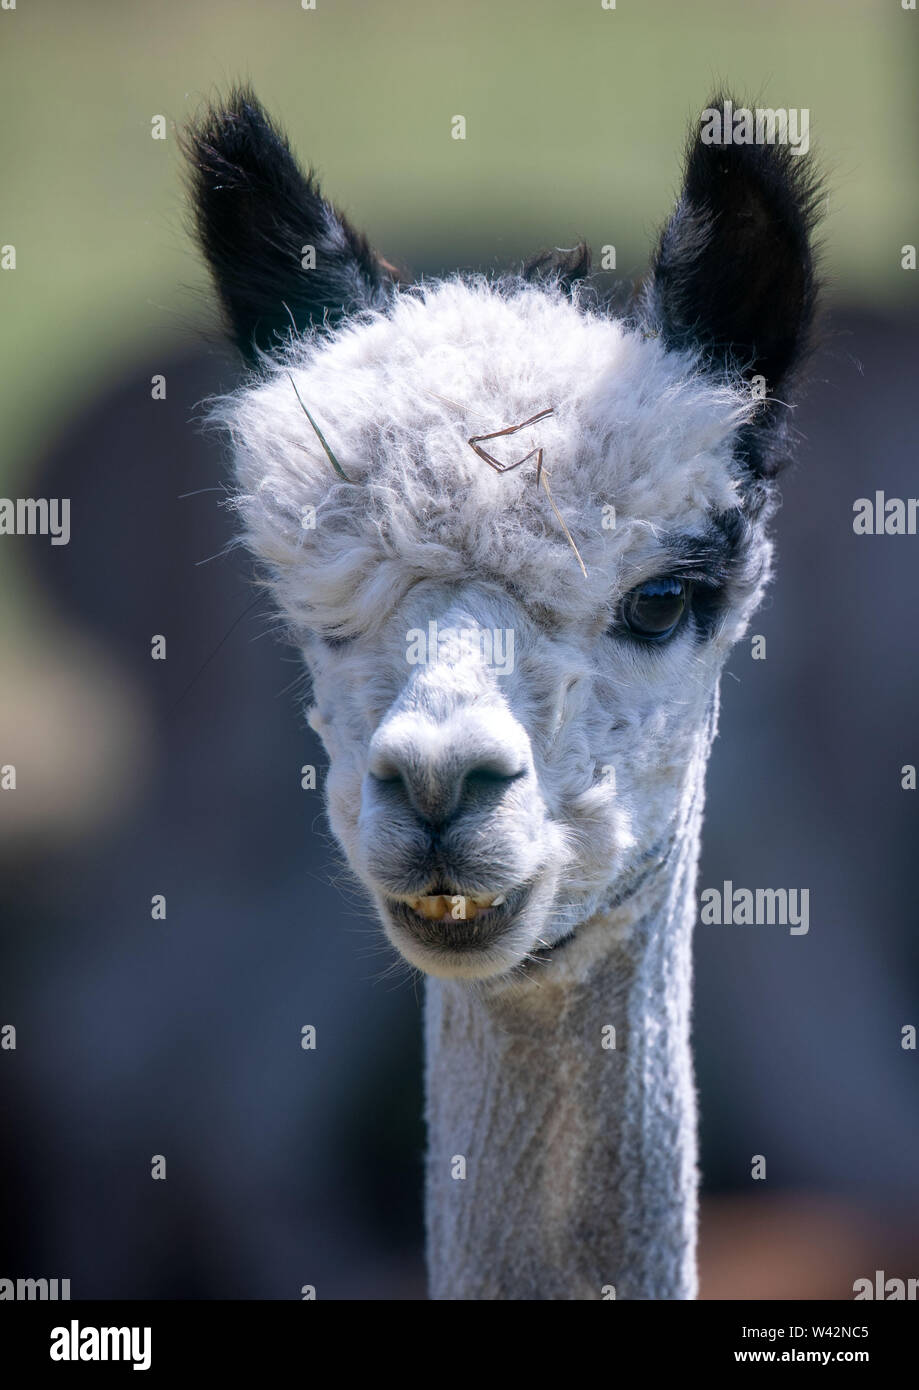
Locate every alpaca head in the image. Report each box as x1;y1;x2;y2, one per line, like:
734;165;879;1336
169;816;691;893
185;89;820;983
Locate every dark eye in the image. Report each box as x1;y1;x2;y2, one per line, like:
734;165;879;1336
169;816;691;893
622;577;687;642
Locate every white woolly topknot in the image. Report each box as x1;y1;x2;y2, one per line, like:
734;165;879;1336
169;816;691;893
215;276;756;642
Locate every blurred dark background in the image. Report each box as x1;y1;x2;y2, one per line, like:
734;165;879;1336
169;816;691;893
1;0;916;1299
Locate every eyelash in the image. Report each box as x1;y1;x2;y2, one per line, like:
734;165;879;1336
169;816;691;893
612;575;725;643
316;578;726;653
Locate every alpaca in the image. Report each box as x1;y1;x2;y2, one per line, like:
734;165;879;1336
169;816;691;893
183;88;820;1300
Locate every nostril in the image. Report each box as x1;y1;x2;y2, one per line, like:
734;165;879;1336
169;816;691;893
367;751;404;784
463;765;526;791
367;724;530;829
370;767;403;786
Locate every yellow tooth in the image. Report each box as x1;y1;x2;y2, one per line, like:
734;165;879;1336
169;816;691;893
443;895;476;921
414;895;448;920
405;892;508;920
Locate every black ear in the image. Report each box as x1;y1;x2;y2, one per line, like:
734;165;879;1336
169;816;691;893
182;87;394;364
643;95;822;403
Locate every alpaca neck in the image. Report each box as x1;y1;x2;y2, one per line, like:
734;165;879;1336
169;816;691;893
423;716;712;1301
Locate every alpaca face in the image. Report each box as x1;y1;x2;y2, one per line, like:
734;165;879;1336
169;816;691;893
223;284;768;980
185;90;819;982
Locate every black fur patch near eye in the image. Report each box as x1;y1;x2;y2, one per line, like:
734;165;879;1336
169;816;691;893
656;510;758;639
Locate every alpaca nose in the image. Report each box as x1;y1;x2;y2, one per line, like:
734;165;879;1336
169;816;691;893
368;719;527;828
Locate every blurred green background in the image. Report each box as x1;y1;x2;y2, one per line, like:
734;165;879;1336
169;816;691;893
2;0;918;1302
1;0;915;523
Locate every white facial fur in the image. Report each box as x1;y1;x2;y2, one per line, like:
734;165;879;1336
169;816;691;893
218;277;772;982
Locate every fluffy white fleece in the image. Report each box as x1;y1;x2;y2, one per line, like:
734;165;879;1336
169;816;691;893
219;276;757;643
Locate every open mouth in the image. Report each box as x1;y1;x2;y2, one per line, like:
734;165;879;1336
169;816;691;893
384;881;533;948
399;890;505;922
